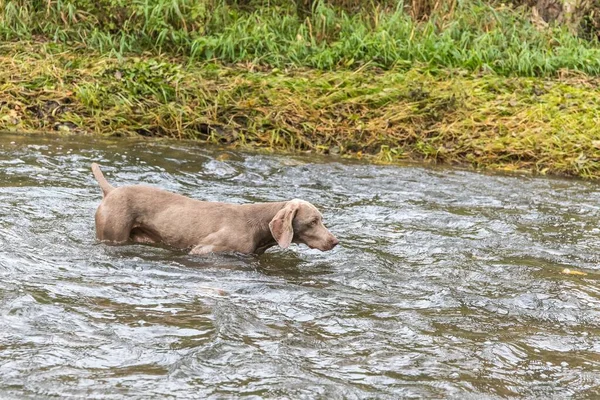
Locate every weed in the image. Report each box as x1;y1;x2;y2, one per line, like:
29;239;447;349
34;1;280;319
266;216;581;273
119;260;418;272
3;41;600;178
2;0;600;76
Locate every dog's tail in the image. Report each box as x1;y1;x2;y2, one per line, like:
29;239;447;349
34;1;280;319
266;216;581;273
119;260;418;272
91;163;115;197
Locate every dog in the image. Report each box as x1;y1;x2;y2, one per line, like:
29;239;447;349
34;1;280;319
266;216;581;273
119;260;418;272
91;163;338;255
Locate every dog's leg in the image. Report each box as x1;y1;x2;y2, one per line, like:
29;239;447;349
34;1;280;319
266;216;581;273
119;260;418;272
189;230;238;255
95;204;133;244
189;244;216;255
129;227;159;244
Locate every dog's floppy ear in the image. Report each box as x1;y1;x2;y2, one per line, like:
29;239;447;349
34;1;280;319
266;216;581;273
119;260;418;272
269;200;301;248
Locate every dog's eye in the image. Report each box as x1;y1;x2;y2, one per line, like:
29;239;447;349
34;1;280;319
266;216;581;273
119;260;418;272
309;219;318;227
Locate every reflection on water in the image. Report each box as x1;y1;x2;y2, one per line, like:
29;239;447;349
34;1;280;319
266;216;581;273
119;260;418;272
1;134;600;398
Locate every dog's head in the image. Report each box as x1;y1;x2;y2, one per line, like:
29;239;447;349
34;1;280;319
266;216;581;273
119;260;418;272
269;199;338;251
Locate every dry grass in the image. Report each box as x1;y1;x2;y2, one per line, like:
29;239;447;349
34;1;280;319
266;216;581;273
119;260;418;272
2;42;600;178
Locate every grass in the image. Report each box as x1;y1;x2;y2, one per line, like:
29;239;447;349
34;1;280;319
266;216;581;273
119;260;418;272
2;1;600;178
2;41;600;178
2;0;600;76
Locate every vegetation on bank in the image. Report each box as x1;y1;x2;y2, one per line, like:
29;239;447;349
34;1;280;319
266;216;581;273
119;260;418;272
1;1;600;178
3;0;600;76
3;41;600;177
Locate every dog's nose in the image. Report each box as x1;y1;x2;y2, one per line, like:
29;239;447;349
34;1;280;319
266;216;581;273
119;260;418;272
331;237;339;248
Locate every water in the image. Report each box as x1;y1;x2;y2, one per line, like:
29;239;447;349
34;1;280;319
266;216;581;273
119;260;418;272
1;134;599;399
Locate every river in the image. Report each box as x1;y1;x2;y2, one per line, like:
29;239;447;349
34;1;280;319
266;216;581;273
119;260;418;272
1;134;599;399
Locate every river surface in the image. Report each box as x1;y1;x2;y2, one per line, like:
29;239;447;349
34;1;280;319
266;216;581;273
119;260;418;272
1;134;600;399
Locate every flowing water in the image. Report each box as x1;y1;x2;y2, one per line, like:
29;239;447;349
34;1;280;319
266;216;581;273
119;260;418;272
1;134;600;399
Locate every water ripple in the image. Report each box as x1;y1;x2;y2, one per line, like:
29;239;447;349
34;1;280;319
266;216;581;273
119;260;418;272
1;134;600;398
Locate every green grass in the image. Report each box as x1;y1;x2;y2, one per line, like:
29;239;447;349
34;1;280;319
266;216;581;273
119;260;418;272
2;0;600;76
3;1;600;178
2;41;600;178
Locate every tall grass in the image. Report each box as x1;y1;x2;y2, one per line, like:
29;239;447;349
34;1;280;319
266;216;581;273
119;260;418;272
2;0;600;76
4;42;600;177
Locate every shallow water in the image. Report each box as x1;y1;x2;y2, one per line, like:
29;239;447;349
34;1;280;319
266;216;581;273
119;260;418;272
1;134;600;399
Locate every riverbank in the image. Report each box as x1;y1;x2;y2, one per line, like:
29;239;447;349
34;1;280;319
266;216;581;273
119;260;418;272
3;0;600;178
2;41;600;178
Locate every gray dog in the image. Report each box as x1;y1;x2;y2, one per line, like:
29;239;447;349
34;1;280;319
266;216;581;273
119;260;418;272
91;163;338;255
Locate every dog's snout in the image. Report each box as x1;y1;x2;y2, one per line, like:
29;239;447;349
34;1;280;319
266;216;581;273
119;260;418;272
330;236;339;248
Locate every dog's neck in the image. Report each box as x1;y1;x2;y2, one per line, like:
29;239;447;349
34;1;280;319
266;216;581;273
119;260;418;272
243;202;287;254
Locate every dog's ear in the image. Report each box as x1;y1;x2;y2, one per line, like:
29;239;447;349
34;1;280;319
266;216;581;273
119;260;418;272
269;201;300;249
